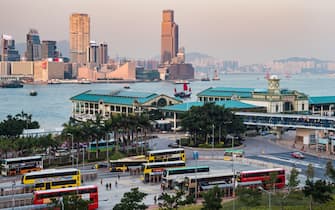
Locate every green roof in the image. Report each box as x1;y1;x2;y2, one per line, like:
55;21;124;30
160;100;261;112
71;90;159;106
309;96;335;105
197;87;267;98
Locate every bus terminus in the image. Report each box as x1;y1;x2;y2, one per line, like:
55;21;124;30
146;148;185;162
22;168;81;190
142;161;186;182
33;185;98;210
1;156;43;176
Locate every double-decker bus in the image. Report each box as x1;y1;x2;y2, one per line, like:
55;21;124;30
33;185;98;210
109;159;147;172
146;148;185;162
162;166;210;189
238;168;285;189
88;139;115;153
22;168;81;190
142;161;185;182
1;156;43;176
224;149;245;157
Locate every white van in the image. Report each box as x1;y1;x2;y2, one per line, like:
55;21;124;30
55;149;70;157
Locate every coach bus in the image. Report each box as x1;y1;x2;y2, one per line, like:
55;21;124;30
88;139;116;153
1;156;43;176
33;185;98;210
22;168;81;190
146;148;185;162
238;168;285;189
142;161;185;182
162;166;210;189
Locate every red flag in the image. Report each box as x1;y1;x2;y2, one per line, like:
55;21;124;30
183;83;188;91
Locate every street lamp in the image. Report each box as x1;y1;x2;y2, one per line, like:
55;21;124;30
212;124;215;159
67;133;74;167
258;186;271;210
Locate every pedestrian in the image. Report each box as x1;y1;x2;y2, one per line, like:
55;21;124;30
115;180;118;188
154;195;157;204
118;174;120;180
109;182;112;190
105;183;108;190
100;179;103;185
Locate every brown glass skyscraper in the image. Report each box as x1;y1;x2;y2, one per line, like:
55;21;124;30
70;13;90;64
161;10;178;64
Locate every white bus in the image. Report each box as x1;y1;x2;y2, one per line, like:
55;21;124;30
1;156;43;176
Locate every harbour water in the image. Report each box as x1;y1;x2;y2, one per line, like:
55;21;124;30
0;73;334;129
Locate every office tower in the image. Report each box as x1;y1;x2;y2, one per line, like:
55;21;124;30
41;40;57;59
1;34;20;61
161;10;178;64
99;42;108;65
25;29;42;61
70;13;90;64
87;41;98;64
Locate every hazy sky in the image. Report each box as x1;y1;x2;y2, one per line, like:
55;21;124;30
1;0;335;64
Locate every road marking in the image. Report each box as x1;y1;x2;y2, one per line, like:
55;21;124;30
257;155;323;168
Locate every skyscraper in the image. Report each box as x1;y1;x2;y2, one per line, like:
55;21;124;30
70;13;90;64
1;34;20;61
98;42;108;65
41;40;57;59
25;29;41;61
161;10;178;64
87;41;99;64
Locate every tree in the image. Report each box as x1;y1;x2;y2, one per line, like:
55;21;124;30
325;160;335;182
303;179;333;210
288;168;300;190
158;189;190;210
0;112;39;138
201;186;223;210
267;171;278;192
237;187;262;210
113;187;147;210
306;163;314;180
49;194;92;210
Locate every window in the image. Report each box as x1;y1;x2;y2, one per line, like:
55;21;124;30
111;105;115;111
302;103;305;110
116;106;120;112
122;107;127;113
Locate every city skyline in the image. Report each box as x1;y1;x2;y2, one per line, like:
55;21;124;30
1;0;335;64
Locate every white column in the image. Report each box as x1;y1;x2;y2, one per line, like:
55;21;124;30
173;112;177;133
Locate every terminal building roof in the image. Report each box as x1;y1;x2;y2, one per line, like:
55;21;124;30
197;87;267;98
160;100;262;112
71;90;160;106
309;96;335;105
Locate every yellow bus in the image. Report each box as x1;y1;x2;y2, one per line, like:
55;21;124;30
21;168;80;190
146;148;185;162
142;161;185;182
1;156;43;176
109;159;148;172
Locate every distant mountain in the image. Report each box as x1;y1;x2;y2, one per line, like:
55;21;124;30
15;40;69;58
273;57;332;63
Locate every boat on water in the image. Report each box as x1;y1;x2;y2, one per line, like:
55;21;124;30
29;90;38;96
174;80;190;84
48;79;61;84
124;85;130;89
78;79;91;84
201;77;210;81
0;80;23;88
174;83;191;99
212;69;220;80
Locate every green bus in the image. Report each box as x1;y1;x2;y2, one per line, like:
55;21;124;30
88;140;115;153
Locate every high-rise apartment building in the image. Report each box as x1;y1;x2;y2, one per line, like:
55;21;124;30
41;40;57;59
87;41;99;64
1;34;20;61
99;42;108;65
25;29;42;61
161;10;178;64
70;13;90;64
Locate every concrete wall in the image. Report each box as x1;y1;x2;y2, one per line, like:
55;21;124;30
34;61;64;81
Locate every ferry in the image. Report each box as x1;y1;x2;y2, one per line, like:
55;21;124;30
48;79;61;84
0;80;23;88
29;90;38;96
174;80;190;84
79;79;91;84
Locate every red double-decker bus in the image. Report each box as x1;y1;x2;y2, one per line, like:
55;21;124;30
33;185;98;210
238;168;285;189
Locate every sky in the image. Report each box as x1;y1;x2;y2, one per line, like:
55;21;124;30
1;0;335;64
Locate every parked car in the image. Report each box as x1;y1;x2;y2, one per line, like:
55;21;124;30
291;151;304;159
168;142;180;148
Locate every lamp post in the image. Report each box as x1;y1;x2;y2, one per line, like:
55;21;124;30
212;124;215;159
67;133;74;167
258;186;271;210
11;181;15;210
